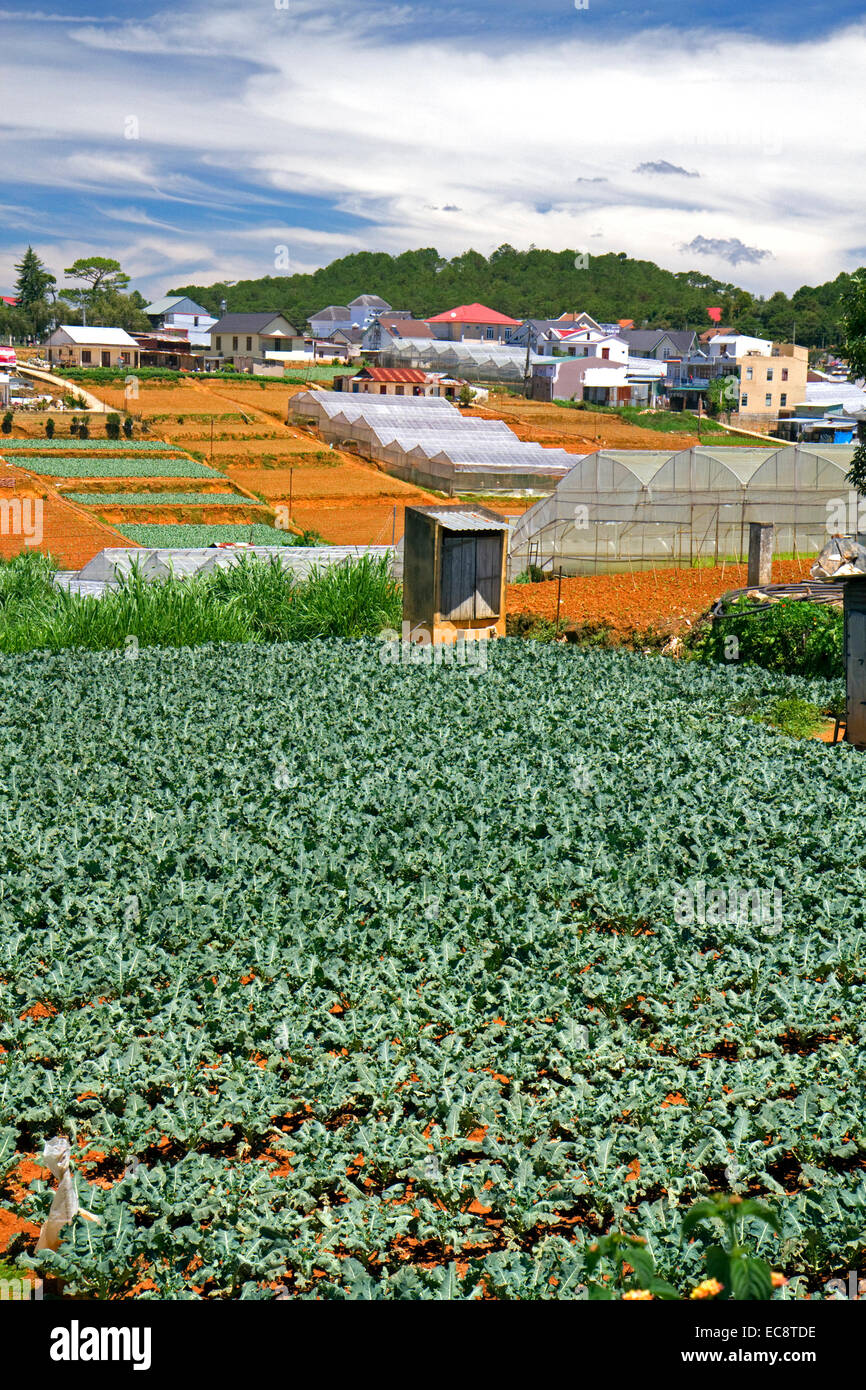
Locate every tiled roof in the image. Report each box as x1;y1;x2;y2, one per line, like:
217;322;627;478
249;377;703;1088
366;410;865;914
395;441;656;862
426;302;521;326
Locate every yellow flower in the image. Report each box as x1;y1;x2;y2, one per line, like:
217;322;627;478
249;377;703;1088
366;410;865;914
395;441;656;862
771;1272;787;1288
690;1278;723;1300
623;1289;654;1300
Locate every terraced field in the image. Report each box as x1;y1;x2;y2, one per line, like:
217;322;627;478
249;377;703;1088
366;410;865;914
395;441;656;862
83;377;442;544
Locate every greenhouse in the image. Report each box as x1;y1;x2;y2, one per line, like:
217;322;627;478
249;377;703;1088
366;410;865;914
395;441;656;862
289;390;574;493
507;443;857;574
377;338;546;382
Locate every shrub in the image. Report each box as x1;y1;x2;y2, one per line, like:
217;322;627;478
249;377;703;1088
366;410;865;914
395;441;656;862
690;597;843;679
45;418;55;439
1;411;12;435
122;416;134;439
730;693;826;738
513;564;546;584
105;413;121;440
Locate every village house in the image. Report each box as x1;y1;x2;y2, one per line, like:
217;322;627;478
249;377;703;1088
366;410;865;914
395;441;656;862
618;328;697;361
332;366;439;396
143;296;217;346
331;365;480;401
208;312;303;367
43;324;140;369
736;343;810;428
308;295;393;339
425;303;520;344
362;314;434;354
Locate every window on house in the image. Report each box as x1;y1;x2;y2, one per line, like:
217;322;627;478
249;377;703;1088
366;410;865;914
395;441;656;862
766;368;774;381
232;336;238;351
745;366;753;380
216;336;222;351
246;337;252;351
765;393;772;407
81;350;91;364
486;327;495;340
601;348;610;359
782;368;788;381
780;393;787;407
740;393;748;407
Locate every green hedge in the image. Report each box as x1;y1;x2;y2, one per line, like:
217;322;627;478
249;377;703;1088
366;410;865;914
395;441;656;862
691;597;843;678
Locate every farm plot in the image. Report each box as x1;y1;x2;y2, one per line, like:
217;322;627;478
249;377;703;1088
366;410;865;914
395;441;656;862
508;560;815;637
0;641;860;1301
115;522;294;546
96;382;250;416
82;378;442;545
16;456;225;479
0;439;183;451
64;492;262;507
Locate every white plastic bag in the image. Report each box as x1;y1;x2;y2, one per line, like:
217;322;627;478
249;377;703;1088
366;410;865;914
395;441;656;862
35;1136;98;1252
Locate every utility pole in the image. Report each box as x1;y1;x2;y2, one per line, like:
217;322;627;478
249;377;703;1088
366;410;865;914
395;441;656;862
523;322;534;399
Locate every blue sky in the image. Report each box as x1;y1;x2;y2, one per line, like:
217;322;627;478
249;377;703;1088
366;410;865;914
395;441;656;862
1;0;865;304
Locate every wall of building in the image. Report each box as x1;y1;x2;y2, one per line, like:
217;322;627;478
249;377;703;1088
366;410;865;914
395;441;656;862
735;344;808;426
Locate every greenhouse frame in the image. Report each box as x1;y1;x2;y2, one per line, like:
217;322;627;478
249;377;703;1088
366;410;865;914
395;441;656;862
288;390;574;493
376;337;546;382
507;444;858;575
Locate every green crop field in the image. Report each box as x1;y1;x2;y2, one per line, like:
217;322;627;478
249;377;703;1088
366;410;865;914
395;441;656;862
116;523;293;546
17;457;224;478
0;640;860;1301
0;440;183;450
64;492;263;507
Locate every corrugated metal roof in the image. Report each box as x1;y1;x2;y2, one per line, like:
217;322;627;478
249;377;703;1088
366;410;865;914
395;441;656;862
422;508;508;531
359;367;429;383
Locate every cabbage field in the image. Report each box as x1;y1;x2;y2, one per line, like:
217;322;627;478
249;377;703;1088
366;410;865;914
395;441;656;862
116;523;295;546
64;492;262;507
13;456;220;479
0;640;862;1300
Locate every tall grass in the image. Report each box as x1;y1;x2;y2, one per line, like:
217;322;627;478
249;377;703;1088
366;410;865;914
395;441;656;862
0;551;401;654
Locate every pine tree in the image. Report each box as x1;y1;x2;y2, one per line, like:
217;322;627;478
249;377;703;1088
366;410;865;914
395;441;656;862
13;246;56;308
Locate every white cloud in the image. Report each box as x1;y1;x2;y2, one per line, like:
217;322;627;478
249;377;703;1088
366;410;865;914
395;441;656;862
1;2;864;296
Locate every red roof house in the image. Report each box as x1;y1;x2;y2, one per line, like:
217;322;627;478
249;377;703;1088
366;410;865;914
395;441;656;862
425;302;520;343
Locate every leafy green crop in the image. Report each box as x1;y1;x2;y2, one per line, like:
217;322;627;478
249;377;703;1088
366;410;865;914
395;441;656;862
0;641;859;1300
15;457;224;478
0;439;183;450
117;524;295;546
64;492;262;507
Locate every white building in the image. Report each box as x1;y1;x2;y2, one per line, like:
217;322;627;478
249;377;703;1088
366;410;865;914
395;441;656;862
706;333;773;360
143;296;217;347
43;325;141;369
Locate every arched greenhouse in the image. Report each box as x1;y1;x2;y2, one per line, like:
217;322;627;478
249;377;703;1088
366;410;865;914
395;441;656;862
507;444;857;575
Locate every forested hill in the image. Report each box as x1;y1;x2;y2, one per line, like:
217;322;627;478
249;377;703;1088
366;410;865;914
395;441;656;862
170;245;857;348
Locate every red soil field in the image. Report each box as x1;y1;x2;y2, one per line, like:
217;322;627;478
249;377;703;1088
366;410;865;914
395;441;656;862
0;467;128;569
290;499;428;545
507;559;815;635
469;394;748;454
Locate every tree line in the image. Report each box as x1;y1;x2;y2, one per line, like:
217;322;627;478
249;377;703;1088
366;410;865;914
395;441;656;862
170;244;857;349
2;243;859;350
